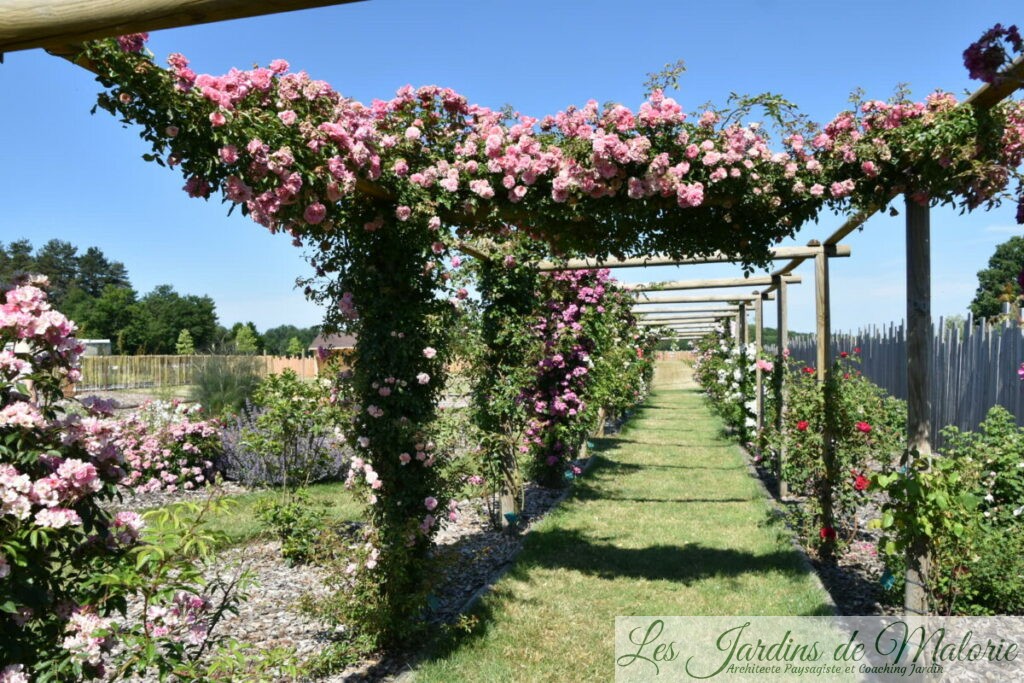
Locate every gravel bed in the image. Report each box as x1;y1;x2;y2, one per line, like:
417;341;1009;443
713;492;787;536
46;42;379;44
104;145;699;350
114;463;586;681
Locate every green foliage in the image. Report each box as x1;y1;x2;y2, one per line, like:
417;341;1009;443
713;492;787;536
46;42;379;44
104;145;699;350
231;321;262;355
189;355;262;417
284;336;305;357
0;238;131;313
969;235;1024;321
261;324;318;356
175;328;196;355
242;370;347;488
873;406;1024;614
120;284;220;354
760;353;905;545
257;489;327;565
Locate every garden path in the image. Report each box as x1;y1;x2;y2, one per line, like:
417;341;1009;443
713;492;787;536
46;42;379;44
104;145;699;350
412;361;833;682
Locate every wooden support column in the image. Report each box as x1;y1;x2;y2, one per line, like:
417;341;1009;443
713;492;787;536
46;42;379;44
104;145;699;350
738;303;748;346
773;275;789;498
904;197;933;615
814;242;837;559
754;293;765;432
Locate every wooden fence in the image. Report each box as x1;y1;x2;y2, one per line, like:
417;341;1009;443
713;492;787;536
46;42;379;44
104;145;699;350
78;354;319;390
785;318;1024;445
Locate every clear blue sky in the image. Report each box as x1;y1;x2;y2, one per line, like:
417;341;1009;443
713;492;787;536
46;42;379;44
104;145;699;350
1;0;1021;333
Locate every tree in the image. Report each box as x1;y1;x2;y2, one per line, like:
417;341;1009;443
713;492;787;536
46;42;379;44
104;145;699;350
970;236;1024;321
262;324;318;355
76;246;130;296
120;285;219;354
33;239;79;306
233;324;260;354
175;329;196;355
0;239;35;285
285;336;305;358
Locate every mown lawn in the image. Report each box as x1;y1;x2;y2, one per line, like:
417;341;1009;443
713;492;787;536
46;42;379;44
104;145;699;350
414;363;832;682
142;481;363;549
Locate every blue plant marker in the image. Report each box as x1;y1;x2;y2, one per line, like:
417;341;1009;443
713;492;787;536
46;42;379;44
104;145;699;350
564;470;575;481
503;512;519;525
586;441;595;449
880;569;896;590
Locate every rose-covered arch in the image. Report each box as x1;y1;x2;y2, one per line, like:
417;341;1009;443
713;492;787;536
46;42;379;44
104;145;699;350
74;29;1024;643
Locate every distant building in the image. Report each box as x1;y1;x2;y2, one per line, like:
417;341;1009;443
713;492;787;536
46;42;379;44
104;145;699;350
80;340;112;357
309;333;356;374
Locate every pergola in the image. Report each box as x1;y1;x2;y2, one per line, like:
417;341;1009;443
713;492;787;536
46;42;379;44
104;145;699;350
5;0;1023;618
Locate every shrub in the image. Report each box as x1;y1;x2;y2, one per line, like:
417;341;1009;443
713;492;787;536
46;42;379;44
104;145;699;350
216;370;349;487
117;400;221;492
0;280;260;679
875;405;1024;614
760;353;905;545
189;355;261;417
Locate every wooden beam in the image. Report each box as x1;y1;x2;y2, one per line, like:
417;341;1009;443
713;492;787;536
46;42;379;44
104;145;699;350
624;274;801;293
738;302;748;346
814;246;838;560
0;0;367;54
763;243;851;294
754;293;764;431
536;245;851;271
904;196;933;616
636;306;738;315
773;275;789;498
632;292;771;304
638;317;724;325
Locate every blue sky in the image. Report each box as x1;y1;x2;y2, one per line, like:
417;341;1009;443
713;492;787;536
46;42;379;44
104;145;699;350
0;0;1021;333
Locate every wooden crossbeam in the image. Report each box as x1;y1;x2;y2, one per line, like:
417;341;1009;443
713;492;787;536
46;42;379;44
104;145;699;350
632;292;771;304
536;245;850;271
638;316;724;324
624;274;801;293
0;0;367;54
636;306;738;316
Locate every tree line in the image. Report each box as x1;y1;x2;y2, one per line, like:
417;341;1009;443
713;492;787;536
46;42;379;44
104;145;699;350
0;239;317;355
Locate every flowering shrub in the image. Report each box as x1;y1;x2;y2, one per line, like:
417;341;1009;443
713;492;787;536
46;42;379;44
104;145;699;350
0;281;271;680
220;369;349;487
692;330;760;441
759;352;904;547
873;405;1024;614
116;400;220;492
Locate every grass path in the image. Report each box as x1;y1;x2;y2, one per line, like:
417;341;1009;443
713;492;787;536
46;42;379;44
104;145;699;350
414;363;832;682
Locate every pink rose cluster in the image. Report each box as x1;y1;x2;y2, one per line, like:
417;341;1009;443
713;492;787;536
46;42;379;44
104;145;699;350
521;270;616;476
116;401;220;493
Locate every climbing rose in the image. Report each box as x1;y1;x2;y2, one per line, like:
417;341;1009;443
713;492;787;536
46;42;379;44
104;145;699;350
796;420;809;432
819;526;837;540
855;421;872;434
303;202;327;224
424;497;438;511
853;473;870;491
422;347;437;359
802;366;816;375
116;33;148;53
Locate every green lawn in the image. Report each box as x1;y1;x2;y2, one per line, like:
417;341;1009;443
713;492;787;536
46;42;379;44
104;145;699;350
414;363;832;682
142;481;363;549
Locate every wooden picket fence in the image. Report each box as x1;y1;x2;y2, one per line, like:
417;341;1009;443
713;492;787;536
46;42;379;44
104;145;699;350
78;354;319;390
786;317;1024;446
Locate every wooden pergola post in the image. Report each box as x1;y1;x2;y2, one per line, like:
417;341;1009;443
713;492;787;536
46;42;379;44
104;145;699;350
904;197;933;615
814;241;838;558
737;302;748;346
773;275;789;498
754;293;764;431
